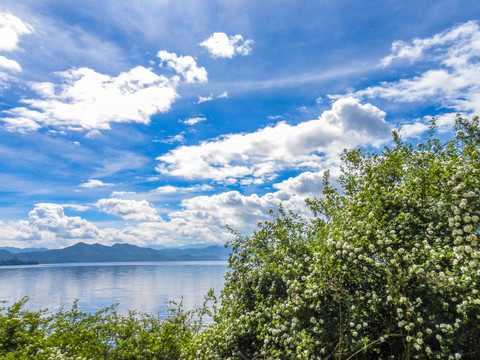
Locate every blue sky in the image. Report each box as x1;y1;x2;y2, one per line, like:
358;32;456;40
1;0;480;248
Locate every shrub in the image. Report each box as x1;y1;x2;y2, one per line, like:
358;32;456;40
188;116;480;359
0;297;205;359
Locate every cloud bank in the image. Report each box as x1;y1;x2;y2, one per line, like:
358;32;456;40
156;97;389;184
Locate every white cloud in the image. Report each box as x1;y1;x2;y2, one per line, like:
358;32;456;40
0;203;101;248
197;95;213;103
1;66;178;132
0;115;41;133
154;134;186;144
0;55;21;72
156;97;389;183
0;12;33;85
96;198;162;222
200;32;253;58
153;185;177;194
273;171;329;195
182;116;206;125
80;179;113;188
0;12;33;52
380;21;480;67
197;92;228;103
157;50;207;83
28;204;98;238
0;203;129;248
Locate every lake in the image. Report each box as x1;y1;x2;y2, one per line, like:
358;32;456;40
0;261;228;321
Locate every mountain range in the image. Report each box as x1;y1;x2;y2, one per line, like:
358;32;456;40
0;242;230;264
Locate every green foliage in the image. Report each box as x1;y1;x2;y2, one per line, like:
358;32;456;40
0;296;207;359
189;115;480;359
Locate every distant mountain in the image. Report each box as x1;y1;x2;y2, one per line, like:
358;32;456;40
6;242;230;264
0;247;48;253
159;245;231;258
144;244;168;250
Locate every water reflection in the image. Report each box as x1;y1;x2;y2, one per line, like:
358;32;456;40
0;262;227;318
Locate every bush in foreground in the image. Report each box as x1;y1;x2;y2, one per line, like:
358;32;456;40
188;116;480;359
0;297;205;359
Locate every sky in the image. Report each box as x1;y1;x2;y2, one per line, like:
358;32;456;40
1;0;480;249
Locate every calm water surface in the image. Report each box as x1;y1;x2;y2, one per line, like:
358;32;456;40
0;262;227;318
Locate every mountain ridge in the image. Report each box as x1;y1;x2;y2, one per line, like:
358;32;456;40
0;242;230;264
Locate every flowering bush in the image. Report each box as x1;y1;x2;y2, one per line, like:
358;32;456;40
187;116;480;359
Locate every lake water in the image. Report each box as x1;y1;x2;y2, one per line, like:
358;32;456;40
0;262;228;320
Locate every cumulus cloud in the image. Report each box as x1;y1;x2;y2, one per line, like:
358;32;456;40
28;203;98;237
182;116;206;125
0;12;33;52
156;97;389;183
157;50;207;83
96;198;162;222
80;179;113;188
200;32;253;58
0;55;21;72
0;203;104;248
1;66;178;133
273;171;328;195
